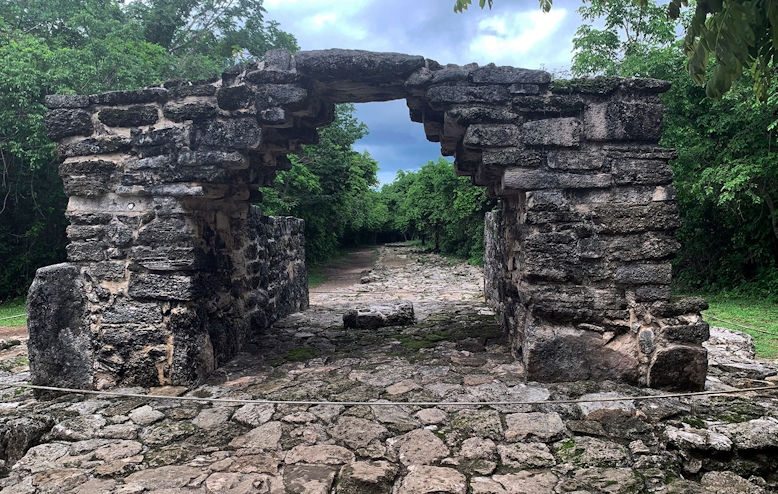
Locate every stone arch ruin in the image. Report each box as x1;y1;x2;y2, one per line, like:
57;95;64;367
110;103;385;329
31;49;709;391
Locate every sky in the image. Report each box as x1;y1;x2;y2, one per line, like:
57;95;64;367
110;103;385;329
263;0;584;185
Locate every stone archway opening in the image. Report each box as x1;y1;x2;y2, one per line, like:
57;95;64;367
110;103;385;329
31;48;708;391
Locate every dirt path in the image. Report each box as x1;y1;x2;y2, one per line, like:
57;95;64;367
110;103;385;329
308;246;379;292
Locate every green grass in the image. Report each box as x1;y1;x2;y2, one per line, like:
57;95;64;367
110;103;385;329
702;294;778;359
0;298;26;327
307;267;327;288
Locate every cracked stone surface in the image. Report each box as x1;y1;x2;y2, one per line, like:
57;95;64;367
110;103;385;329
1;244;778;492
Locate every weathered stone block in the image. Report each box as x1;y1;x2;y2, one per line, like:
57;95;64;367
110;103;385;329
136;216;195;246
604;232;680;262
470;65;551;84
295;49;425;81
199;118;262;149
634;285;672;302
431;64;477;84
426;85;510;111
45;94;90;109
168;83;217;98
585;101;663;142
509;83;541;94
244;69;301;84
131;246;204;271
611;158;673;185
523;118;581;147
66;242;107;262
59;159;118;197
482;148;541;167
102;300;163;325
131;126;191;149
45;109;94;140
647;346;707;390
662;322;710;344
178;150;247;169
57;136;131;158
463;124;521;148
163;102;218;122
97;105;159;127
513;95;586;114
343;303;415;329
547;149;605;170
614;263;672;285
128;273;200;301
649;296;708;317
551;77;621;95
27;263;95;388
217;84;255;110
503;168;611;190
90;88;168;105
255;84;308;110
265;49;293;70
592;203;681;233
523;321;639;383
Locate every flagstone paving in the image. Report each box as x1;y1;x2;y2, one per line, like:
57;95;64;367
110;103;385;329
0;244;777;493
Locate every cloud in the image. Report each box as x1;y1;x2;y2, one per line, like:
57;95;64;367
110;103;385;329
467;9;567;66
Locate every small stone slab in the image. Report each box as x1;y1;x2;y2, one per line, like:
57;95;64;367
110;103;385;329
343;302;415;329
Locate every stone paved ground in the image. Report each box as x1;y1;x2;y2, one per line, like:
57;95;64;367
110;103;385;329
1;243;778;493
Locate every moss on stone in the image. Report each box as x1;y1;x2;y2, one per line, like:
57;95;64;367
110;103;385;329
550;76;622;95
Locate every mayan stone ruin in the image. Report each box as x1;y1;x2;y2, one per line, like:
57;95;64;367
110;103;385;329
32;48;708;391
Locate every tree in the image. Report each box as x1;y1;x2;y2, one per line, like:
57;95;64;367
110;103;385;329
454;0;778;101
259;104;386;263
0;0;296;300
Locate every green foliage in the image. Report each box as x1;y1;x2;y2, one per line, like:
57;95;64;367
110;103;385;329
572;0;778;298
702;294;778;358
0;297;26;327
380;158;495;265
259;104;386;263
0;0;296;300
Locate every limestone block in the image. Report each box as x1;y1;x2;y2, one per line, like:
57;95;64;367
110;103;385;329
57;136;131;158
257;107;289;126
66;242;107;262
294;49;425;81
482;148;541;167
89;88;168;105
647;345;707;390
661;322;710;344
45;94;90;108
265;49;293;70
177;150;247;169
244;69;301;84
614;263;672;285
27;263;95;388
611;158;673;185
101;301;163;325
463;124;521;148
470;65;551;84
97;105;159;127
130;246;205;271
509;83;541;94
59;159;118;197
503;168;611;191
592;203;681;233
216;84;255;110
547;149;605;170
513;95;585;114
45;109;94;141
649;296;708;318
198;118;262;150
522;117;581;147
131;126;191;151
431;64;477;84
162;101;218;122
404;66;433;89
343;302;415;329
136;216;195;246
254;84;308;111
167;83;217;98
523;322;640;383
585;101;664;142
426;85;510;111
634;285;672;302
604;232;680;262
128;273;200;301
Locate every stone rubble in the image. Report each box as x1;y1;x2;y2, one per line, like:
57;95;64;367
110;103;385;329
0;244;776;492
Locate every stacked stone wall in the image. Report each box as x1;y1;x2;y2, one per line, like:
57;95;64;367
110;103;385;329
35;48;707;390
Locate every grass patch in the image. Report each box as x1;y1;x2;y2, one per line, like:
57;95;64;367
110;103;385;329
0;298;26;327
702;294;778;359
285;347;317;362
307;267;327;288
